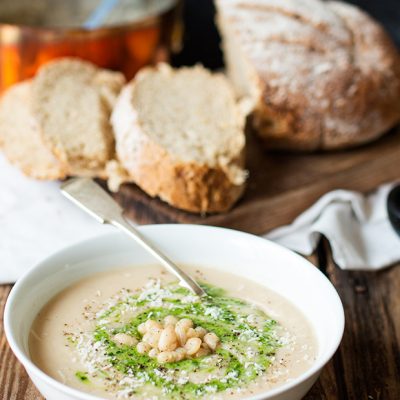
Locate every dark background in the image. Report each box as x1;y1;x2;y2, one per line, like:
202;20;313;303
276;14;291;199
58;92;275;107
173;0;400;69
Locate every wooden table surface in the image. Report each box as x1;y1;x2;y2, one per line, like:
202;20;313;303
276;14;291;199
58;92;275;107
1;241;399;400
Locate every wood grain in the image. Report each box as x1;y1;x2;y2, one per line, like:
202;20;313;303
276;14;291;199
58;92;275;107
114;127;400;235
324;252;400;399
0;286;41;400
1;249;399;399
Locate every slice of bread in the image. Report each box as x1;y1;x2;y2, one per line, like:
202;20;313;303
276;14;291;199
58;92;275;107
0;81;66;180
32;58;125;176
110;64;247;213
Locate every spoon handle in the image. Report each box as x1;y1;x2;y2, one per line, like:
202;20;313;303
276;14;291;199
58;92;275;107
61;178;205;296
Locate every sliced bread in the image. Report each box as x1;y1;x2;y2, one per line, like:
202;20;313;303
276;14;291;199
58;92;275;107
0;81;66;179
110;64;247;213
32;58;125;176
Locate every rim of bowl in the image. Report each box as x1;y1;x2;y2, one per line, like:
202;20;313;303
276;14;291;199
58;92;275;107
4;224;345;400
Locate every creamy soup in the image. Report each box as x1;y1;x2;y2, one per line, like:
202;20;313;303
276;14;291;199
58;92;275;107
30;266;317;399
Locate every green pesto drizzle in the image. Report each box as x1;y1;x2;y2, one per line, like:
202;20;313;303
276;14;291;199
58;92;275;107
70;280;283;399
75;371;90;383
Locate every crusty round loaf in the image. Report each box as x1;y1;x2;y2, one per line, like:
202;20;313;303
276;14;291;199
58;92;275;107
217;0;400;151
0;81;66;179
110;64;247;213
32;58;125;176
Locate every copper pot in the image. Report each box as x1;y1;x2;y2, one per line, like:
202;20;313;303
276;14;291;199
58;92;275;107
0;0;181;92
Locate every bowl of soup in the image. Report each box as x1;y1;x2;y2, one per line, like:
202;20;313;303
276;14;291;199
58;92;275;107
4;224;344;400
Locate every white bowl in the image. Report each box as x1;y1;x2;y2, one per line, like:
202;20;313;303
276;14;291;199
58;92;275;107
4;225;344;400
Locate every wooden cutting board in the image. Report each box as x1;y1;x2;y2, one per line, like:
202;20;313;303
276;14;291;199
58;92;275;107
112;127;400;235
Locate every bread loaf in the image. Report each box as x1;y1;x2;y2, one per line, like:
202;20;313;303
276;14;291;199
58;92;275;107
110;64;247;213
0;81;66;179
32;58;125;176
216;0;400;151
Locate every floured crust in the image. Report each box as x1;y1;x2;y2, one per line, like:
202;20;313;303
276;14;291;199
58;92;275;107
0;81;67;179
110;72;246;213
217;0;400;151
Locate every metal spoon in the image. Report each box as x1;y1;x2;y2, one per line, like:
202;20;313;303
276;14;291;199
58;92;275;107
61;178;206;296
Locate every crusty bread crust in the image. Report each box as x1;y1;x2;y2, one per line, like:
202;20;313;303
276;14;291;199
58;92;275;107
120;134;245;213
110;72;246;213
217;0;400;151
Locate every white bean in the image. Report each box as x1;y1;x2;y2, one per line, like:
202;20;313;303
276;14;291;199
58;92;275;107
174;347;187;361
158;325;178;352
185;337;202;355
194;327;207;339
201;342;210;350
143;328;162;348
145;319;162;331
204;332;219;350
157;351;176;364
195;347;210;358
137;322;147;335
113;333;137;347
136;341;151;354
176;318;193;331
164;315;178;326
186;328;198;339
148;348;159;358
175;325;187;346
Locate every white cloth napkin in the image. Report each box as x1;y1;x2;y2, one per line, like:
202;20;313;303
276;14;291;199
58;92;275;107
265;183;400;270
0;154;113;284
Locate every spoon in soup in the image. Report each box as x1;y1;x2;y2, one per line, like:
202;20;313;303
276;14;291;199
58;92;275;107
61;178;206;296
